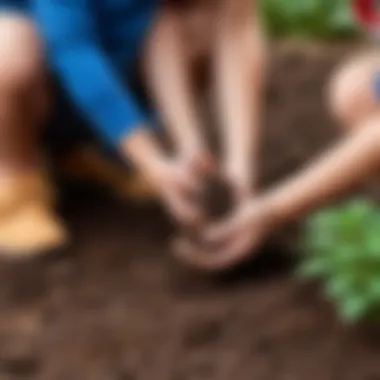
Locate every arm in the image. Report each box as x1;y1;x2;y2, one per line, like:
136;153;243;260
32;0;163;166
143;6;206;159
33;0;206;224
263;116;380;225
183;116;380;271
213;0;266;197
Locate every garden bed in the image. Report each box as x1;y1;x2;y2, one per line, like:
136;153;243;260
0;44;379;380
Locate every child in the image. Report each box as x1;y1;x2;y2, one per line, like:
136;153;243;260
0;0;264;257
176;51;380;271
0;0;206;256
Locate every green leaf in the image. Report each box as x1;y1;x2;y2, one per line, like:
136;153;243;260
328;3;354;32
338;296;370;324
305;233;334;256
305;212;337;253
300;197;380;325
297;257;328;278
344;199;374;220
333;244;360;264
324;276;354;300
365;226;380;259
260;0;357;39
336;199;373;239
310;209;337;230
368;278;380;299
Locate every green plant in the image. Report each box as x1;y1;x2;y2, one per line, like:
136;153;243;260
298;198;380;324
260;0;358;40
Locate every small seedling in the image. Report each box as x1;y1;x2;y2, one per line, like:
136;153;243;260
298;198;380;324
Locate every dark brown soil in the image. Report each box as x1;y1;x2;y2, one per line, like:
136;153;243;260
1;44;379;380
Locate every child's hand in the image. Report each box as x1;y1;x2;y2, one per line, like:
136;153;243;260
122;129;213;226
173;199;275;271
145;155;207;225
205;200;273;269
180;148;214;182
223;162;253;205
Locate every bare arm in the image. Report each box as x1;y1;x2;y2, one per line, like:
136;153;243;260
181;116;380;271
143;6;206;160
264;115;380;224
213;0;266;197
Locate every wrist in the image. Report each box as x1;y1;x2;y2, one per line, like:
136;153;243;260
178;145;214;176
224;161;253;191
259;191;286;231
178;138;207;160
119;126;165;174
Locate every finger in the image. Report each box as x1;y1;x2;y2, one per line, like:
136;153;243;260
222;170;251;203
173;234;256;271
171;236;218;269
207;234;257;269
171;235;195;258
182;151;214;174
204;200;257;244
203;216;239;244
190;154;215;176
234;185;252;205
166;192;202;226
175;169;203;195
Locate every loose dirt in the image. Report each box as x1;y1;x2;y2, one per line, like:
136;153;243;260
0;44;378;380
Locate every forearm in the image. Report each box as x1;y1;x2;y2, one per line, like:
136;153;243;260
263;116;380;224
50;45;166;173
143;7;205;156
214;1;265;184
120;127;165;174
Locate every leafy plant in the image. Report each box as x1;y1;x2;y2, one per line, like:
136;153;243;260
298;198;380;324
260;0;358;40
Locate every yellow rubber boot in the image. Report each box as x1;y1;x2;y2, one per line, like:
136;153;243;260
0;172;68;258
58;145;157;202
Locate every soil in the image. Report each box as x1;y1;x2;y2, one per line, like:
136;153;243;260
175;174;234;255
1;43;380;380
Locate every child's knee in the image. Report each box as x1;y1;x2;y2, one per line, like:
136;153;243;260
327;53;380;130
0;15;44;95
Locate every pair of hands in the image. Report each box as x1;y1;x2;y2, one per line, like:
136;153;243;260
142;149;275;271
176;196;275;271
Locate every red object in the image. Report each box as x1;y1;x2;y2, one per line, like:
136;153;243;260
352;0;380;29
